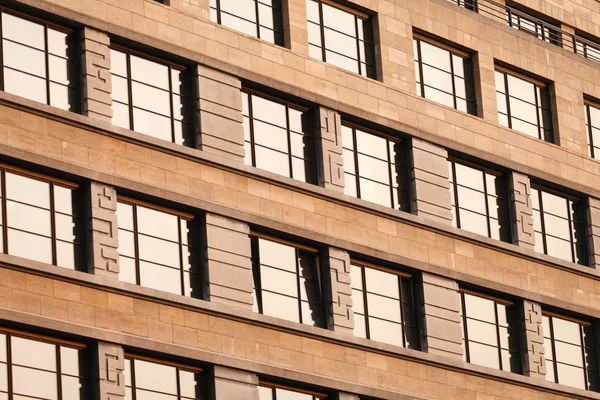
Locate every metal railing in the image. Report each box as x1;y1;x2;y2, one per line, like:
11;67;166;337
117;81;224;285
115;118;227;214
447;0;600;65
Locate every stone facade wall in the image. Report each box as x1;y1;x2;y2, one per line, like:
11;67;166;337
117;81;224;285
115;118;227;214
213;366;258;400
88;182;120;278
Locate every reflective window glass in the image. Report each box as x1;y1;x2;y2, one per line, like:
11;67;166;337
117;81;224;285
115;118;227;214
576;38;600;64
306;0;375;78
117;200;200;297
210;0;283;46
449;160;510;241
252;237;324;327
585;101;600;159
414;36;476;114
243;91;315;183
460;292;520;373
0;11;78;111
125;357;203;399
258;384;326;400
446;0;477;10
351;263;419;349
109;48;192;146
342;125;410;211
495;68;552;142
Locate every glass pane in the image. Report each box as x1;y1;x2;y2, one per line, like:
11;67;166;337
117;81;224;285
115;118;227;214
2;13;45;50
252;95;286;127
54;186;77;215
454;163;484;191
258;238;296;272
261;265;298;296
7;201;51;236
60;346;83;377
138;235;180;268
261;291;300;322
12;366;57;400
3;67;47;104
6;173;50;208
464;294;495;323
134;359;178;395
366;293;401;322
420;41;451;71
8;229;52;264
468;342;500;370
254;146;291;177
3;40;46;77
139;261;182;295
132;108;172;141
119;257;137;284
365;268;398;298
179;370;200;398
557;363;586;389
466;319;498;346
61;376;86;400
136;206;179;241
130;55;169;89
322;3;355;36
131;82;171;116
11;337;56;371
552;318;582;345
368;318;404;347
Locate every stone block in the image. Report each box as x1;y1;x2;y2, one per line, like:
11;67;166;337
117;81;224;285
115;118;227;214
81;27;112;122
521;300;546;379
96;342;125;400
213;366;259;400
314;107;344;192
508;172;535;250
88;182;119;278
323;247;354;334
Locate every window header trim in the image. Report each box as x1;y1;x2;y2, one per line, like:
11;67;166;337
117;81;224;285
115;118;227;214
250;232;318;253
413;32;469;58
0;6;73;34
529;184;580;203
341;121;403;143
584;97;600;110
447;156;503;177
350;259;411;278
117;195;195;220
259;381;328;398
0;327;86;349
109;44;187;71
542;310;592;327
459;288;513;306
125;353;203;372
318;0;369;20
0;164;79;189
241;88;309;112
494;65;547;87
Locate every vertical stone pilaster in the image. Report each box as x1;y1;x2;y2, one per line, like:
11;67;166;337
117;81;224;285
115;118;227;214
197;65;245;162
473;52;498;123
81;27;112;122
409;138;452;225
212;366;258;400
417;273;463;359
205;213;253;310
324;247;354;334
88;182;119;278
522;300;546;379
96;342;126;400
560;23;576;51
314;107;344;192
586;197;600;269
283;0;309;55
508;172;535;250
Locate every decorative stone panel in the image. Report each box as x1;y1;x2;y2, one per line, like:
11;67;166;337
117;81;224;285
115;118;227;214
314;107;344;192
81;27;112;122
508;172;535;250
88;182;119;278
417;273;463;359
205;213;253;310
212;366;258;400
587;197;600;269
409;138;452;225
197;65;245;163
97;342;125;400
522;300;546;379
324;247;354;334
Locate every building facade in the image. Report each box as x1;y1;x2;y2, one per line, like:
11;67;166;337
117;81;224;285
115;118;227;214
1;0;600;399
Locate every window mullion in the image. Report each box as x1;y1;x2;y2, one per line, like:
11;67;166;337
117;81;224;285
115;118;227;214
587;104;595;159
533;83;543;140
6;333;13;398
537;191;549;256
398;276;406;348
0;10;4;92
175;367;182;400
1;169;8;254
354;16;361;75
361;266;370;339
285;105;294;179
168;66;175;144
416;39;426;98
449;53;458;110
130;359;138;400
580;326;590;390
44;25;50;106
353;128;361;199
247;94;257;168
254;0;260;39
451;162;461;228
295;248;303;324
126;52;135;131
56;344;63;400
318;2;326;63
386;138;395;209
503;72;513;130
549;317;559;383
482;172;492;239
461;293;471;363
50;182;58;266
252;237;264;314
566;201;577;264
132;204;141;286
493;303;503;371
177;217;185;296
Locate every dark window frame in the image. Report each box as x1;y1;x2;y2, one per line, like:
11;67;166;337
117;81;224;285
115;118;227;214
210;0;284;46
258;381;328;400
413;34;477;115
446;0;477;11
0;7;79;112
585;99;600;159
341;122;410;212
505;6;561;45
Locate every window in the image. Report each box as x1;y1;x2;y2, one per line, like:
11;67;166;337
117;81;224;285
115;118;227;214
413;35;476;114
459;291;521;373
116;199;200;297
585;100;600;159
210;0;283;45
110;47;192;145
575;36;600;64
125;356;204;399
531;187;587;265
543;313;598;391
447;0;476;10
495;67;552;141
448;159;510;241
242;90;315;183
0;9;78;111
306;0;375;78
351;263;418;349
341;124;410;211
259;382;326;400
506;8;561;45
0;166;84;269
251;236;324;327
0;329;89;400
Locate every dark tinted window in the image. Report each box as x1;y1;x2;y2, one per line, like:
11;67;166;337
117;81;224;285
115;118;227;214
0;169;84;269
210;0;283;45
307;0;375;78
506;9;561;45
585;101;600;159
576;37;600;64
125;357;204;399
110;48;192;145
459;292;521;373
0;10;78;111
447;0;476;10
117;200;200;297
495;68;553;141
259;384;326;400
342;125;410;211
414;36;476;114
531;187;587;265
0;331;89;400
543;314;597;391
242;91;315;183
449;160;510;241
351;263;419;349
251;237;324;327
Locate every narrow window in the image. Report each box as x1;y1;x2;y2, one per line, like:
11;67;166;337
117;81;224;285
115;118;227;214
0;329;90;399
543;313;598;391
446;0;477;10
448;159;511;241
125;356;204;399
116;198;201;297
0;166;84;269
575;35;600;64
259;382;327;400
251;235;324;327
585;100;600;159
306;0;376;78
109;47;193;145
0;9;78;111
210;0;283;45
413;35;477;114
506;8;560;45
531;186;587;265
341;124;410;211
459;291;521;373
495;67;553;142
242;90;316;183
351;262;419;349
